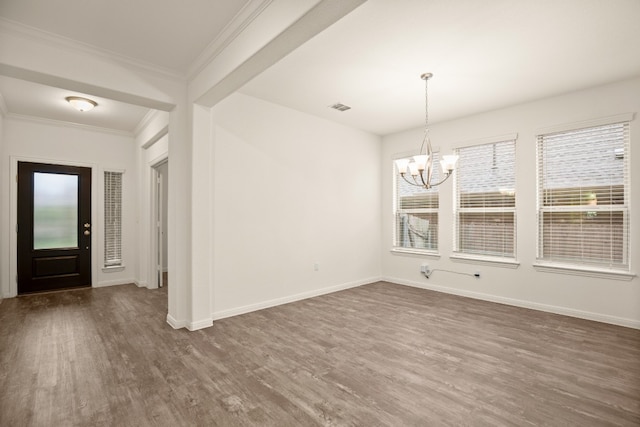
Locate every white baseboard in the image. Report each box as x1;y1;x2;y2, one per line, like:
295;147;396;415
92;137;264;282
187;318;214;331
134;280;148;288
94;278;136;288
166;314;185;329
212;276;381;321
166;314;213;331
383;276;640;330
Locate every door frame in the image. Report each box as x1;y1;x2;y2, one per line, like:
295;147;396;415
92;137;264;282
148;155;168;289
154;165;163;288
8;156;99;297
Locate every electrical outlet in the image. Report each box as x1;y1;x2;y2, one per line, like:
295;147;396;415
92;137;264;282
420;264;429;273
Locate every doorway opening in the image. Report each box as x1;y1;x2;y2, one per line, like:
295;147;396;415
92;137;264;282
153;161;169;288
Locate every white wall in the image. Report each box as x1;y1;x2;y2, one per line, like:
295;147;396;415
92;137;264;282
135;115;168;290
1;117;138;296
0;111;4;301
209;92;382;318
1;0;364;329
382;77;640;328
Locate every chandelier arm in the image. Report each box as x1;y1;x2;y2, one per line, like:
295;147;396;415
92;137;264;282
427;171;453;188
417;170;429;188
400;173;423;187
419;130;428;155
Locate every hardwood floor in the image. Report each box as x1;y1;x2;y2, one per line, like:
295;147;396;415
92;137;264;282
1;281;638;426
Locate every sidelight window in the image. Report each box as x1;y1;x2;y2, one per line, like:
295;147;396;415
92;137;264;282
104;171;123;267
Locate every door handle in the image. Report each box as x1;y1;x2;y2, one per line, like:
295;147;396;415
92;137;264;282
84;223;91;228
84;230;90;236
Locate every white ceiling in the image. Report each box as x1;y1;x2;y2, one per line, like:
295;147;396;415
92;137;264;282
240;0;640;135
0;76;150;132
0;0;253;132
1;0;640;135
0;0;250;75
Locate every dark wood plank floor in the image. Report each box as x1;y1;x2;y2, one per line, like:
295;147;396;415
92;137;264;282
1;281;639;426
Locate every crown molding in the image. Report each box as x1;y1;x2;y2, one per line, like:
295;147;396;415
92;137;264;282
7;112;133;137
0;17;185;82
187;0;274;80
133;109;162;136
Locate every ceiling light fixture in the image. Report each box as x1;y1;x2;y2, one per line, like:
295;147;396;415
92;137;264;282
395;73;458;188
66;96;97;112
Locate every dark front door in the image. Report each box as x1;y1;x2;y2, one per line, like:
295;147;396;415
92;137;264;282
17;162;92;294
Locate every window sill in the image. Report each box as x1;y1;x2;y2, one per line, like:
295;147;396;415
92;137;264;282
102;265;125;273
533;263;635;281
390;248;441;258
450;254;520;269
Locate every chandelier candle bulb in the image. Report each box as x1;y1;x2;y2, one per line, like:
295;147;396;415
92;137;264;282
413;154;428;171
440;155;459;173
395;158;411;174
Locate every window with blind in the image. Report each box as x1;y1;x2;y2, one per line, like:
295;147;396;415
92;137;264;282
454;139;516;259
537;121;630;271
104;171;123;267
393;152;441;251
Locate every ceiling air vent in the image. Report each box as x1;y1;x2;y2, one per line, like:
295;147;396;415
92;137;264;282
329;103;351;112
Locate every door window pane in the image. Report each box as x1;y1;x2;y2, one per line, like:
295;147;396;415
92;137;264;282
34;172;78;249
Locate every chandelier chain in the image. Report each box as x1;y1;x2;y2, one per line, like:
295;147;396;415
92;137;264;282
424;74;429;134
419;75;430;154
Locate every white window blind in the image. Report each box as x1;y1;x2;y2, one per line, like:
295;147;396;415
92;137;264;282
454;139;516;258
104;171;123;267
393;152;441;251
537;121;630;270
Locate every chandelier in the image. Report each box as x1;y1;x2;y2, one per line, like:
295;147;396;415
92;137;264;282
395;73;458;189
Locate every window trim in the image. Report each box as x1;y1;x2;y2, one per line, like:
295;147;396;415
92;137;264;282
533;262;635;281
452;134;518;262
536;113;634;136
450;253;520;268
535;116;632;273
390;247;442;258
103;168;125;271
392;150;442;254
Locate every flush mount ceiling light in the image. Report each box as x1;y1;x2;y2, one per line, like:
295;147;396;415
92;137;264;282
395;73;458;189
66;96;97;112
